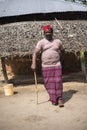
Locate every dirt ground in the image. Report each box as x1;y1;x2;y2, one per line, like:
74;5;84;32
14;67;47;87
0;72;87;130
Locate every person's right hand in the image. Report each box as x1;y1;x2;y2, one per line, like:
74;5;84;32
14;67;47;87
31;64;36;71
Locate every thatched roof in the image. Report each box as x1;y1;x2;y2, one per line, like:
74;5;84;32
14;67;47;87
0;20;87;58
0;0;87;18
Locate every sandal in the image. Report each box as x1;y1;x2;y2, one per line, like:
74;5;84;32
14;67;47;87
58;100;64;107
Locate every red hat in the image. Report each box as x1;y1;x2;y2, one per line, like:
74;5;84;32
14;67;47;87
42;24;53;31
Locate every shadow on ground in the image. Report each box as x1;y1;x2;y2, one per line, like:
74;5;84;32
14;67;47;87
37;90;78;105
63;90;78;103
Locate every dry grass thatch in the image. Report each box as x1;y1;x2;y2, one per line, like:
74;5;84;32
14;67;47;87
0;20;87;58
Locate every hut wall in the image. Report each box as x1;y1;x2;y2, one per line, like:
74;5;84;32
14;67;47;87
5;53;81;76
5;56;42;76
61;52;81;74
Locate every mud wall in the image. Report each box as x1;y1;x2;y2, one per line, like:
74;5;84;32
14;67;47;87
5;52;81;76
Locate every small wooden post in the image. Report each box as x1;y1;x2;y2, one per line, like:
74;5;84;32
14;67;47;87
80;50;85;73
1;57;8;83
84;52;87;81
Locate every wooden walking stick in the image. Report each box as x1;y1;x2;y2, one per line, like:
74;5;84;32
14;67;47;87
34;71;38;104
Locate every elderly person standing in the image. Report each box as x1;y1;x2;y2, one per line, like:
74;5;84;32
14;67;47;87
31;25;64;107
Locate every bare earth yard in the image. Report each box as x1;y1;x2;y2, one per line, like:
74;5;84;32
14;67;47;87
0;72;87;130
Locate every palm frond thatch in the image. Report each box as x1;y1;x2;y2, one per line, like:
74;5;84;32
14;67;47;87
0;20;87;58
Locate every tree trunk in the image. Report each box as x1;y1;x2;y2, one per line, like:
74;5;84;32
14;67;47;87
1;57;8;83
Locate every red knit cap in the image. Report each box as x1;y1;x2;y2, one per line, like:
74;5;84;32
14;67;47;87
42;24;53;31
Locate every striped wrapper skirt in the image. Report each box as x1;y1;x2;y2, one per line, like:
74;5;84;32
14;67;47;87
42;66;63;103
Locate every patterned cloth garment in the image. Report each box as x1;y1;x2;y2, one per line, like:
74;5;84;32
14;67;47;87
42;66;63;103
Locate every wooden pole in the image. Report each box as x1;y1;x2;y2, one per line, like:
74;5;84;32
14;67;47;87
34;71;38;104
1;57;8;83
80;51;86;73
84;52;87;81
55;18;63;29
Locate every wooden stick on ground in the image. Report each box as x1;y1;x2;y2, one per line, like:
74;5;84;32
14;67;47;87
34;71;38;104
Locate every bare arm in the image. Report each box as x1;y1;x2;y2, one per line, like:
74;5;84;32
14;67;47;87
31;48;40;71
